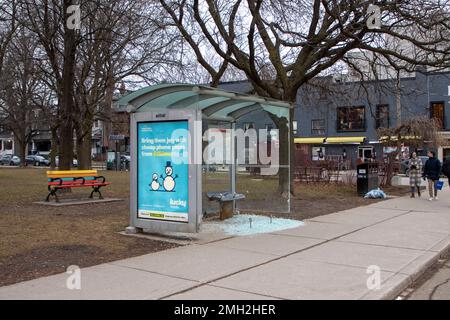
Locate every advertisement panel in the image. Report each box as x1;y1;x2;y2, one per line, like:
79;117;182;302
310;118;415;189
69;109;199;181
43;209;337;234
137;120;189;222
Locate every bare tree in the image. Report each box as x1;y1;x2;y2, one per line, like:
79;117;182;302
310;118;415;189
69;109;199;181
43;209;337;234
17;0;80;169
72;0;179;169
0;28;41;165
0;0;17;76
160;0;450;195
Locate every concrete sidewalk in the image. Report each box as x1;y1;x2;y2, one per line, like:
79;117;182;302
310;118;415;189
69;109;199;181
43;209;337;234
1;188;449;300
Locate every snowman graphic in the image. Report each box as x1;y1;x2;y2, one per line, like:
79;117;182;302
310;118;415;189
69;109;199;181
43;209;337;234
149;173;160;191
161;161;178;192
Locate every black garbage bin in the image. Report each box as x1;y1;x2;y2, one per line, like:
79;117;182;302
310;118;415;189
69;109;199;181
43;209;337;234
356;163;379;196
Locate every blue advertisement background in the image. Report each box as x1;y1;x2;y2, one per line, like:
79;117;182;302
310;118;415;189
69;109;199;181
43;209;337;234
137;121;189;222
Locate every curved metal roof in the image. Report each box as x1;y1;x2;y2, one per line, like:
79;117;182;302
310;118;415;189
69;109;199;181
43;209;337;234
117;83;292;121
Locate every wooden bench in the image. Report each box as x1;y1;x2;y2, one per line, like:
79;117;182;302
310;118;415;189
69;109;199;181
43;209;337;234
46;170;110;202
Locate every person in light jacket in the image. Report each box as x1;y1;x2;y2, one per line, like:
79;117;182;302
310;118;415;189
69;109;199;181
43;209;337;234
422;150;442;201
408;152;423;198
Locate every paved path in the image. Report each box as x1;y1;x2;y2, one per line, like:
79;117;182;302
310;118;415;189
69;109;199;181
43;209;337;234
1;188;449;300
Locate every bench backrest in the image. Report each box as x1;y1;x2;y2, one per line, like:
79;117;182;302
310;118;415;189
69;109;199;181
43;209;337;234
47;170;98;181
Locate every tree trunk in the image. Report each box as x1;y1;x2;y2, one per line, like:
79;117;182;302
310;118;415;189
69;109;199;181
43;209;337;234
76;126;92;170
59;0;77;170
50;126;58;169
267;111;292;198
15;135;26;168
101;73;116;160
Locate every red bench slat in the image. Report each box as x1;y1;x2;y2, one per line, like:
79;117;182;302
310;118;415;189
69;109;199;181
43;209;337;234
48;181;110;186
48;183;110;188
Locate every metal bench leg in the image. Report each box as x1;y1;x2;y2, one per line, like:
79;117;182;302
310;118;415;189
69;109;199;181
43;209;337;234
97;187;103;199
45;188;59;202
90;186;104;200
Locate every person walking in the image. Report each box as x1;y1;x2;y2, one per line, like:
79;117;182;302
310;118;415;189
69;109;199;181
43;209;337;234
442;156;450;189
408;152;423;198
422;150;442;201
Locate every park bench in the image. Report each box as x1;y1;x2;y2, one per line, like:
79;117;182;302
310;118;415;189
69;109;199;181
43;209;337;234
206;191;246;220
46;170;110;202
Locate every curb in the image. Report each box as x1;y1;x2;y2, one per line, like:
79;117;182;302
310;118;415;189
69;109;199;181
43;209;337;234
376;241;450;300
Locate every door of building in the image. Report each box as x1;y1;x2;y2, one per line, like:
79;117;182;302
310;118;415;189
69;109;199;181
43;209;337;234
358;146;374;163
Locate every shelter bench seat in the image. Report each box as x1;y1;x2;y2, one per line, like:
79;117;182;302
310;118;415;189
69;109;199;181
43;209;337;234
206;191;245;220
46;170;111;202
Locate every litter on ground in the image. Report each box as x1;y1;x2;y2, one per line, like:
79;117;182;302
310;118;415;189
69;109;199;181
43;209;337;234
364;188;387;199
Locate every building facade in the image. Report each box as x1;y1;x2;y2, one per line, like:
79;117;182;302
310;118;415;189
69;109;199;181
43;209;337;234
217;70;450;168
295;70;450;167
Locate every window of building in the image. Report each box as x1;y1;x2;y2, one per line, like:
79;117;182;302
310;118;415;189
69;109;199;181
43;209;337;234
337;106;365;131
376;104;389;129
4;139;13;150
430;101;445;129
311;119;326;135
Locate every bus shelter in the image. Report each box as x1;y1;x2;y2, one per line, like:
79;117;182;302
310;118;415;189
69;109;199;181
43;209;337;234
118;84;292;234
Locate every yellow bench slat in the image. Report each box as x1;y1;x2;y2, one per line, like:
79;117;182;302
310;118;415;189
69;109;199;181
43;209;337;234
47;170;98;178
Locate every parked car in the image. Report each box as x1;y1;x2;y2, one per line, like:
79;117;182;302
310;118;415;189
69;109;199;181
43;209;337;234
0;154;21;166
400;156;428;175
25;155;50;166
55;156;78;167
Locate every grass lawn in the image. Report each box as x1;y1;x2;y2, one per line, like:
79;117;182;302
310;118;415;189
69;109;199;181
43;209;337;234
0;167;409;286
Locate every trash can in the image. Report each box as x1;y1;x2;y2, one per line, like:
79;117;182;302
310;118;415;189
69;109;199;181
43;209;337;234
357;163;379;196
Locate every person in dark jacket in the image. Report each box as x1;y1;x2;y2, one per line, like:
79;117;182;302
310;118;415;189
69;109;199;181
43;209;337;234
442;157;450;188
422;151;442;201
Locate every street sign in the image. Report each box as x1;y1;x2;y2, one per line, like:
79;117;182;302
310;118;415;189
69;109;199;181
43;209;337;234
109;134;125;141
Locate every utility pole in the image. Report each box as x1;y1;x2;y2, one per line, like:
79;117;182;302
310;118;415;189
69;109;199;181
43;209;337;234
395;71;403;172
396;70;401;126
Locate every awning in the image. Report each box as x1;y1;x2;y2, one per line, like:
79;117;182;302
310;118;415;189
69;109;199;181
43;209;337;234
294;136;366;144
294;137;325;144
379;135;421;142
325;136;366;144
